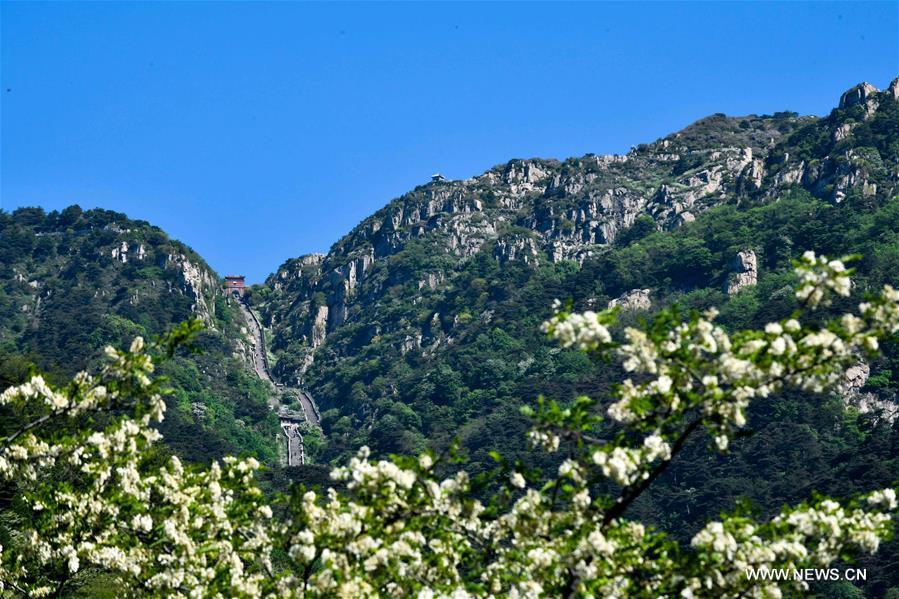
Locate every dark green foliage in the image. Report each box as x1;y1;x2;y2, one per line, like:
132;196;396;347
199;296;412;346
614;215;657;246
245;89;899;593
0;206;280;463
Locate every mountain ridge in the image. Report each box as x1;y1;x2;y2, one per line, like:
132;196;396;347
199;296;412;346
0;206;283;463
254;78;898;386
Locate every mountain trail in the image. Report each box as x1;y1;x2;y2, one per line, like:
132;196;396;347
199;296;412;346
236;296;321;465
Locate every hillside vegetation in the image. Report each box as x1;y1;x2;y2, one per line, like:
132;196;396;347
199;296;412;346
0;206;280;463
248;80;899;595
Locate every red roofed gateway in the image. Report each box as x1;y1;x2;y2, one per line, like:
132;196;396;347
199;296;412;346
224;275;246;297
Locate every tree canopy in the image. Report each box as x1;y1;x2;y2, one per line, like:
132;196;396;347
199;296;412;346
1;256;897;597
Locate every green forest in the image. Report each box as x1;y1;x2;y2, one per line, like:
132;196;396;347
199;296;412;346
0;206;281;465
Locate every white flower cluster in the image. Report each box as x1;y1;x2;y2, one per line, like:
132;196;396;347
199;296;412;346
795;251;851;307
860;284;899;339
867;488;898;510
605;310;732;428
527;429;561;452
2;259;897;597
276;447;487;596
0;339;162;483
591;433;671;486
0;374;68;411
687;492;896;597
0;337;276;598
542;305;612;351
27;453;274;597
331;445;418;493
600;259;899;453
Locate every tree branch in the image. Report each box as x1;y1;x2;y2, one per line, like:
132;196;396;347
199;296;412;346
601;416;703;529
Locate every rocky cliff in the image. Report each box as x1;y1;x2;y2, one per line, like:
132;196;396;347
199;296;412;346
0;206;281;463
260;79;899;383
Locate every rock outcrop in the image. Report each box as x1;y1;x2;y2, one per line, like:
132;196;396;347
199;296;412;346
260;78;898;380
310;305;329;348
839;361;899;424
164;253;219;325
608;289;652;311
726;250;758;295
839;82;879;108
101;231;219;325
494;234;541;265
839;82;880;118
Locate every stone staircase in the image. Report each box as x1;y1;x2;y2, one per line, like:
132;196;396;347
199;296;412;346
237;296;321;466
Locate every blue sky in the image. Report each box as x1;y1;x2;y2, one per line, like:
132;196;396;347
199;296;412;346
2;2;897;282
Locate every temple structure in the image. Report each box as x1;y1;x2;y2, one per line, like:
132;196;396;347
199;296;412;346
224;275;246;297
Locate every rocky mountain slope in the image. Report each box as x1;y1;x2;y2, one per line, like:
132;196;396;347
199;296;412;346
0;206;281;462
256;79;897;414
245;80;899;595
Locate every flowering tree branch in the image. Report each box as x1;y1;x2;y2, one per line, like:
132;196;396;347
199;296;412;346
0;255;896;597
